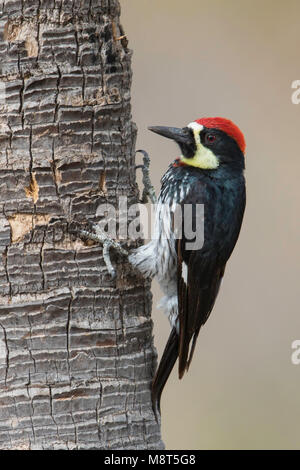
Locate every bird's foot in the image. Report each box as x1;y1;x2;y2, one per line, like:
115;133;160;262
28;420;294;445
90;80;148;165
136;150;157;204
70;220;128;279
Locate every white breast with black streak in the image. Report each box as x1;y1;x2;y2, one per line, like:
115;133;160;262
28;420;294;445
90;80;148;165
129;166;190;330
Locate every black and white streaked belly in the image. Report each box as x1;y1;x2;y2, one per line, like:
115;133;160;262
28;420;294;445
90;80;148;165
129;164;191;279
128;164;191;329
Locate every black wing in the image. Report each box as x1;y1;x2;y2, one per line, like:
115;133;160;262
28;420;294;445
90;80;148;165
177;241;225;378
177;176;246;378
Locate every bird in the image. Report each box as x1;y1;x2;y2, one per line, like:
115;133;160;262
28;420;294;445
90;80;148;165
128;117;246;416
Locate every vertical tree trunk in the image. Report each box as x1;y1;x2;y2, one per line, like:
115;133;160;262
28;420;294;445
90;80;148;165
0;0;163;450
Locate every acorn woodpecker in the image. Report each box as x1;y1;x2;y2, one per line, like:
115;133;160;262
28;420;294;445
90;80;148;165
129;117;246;415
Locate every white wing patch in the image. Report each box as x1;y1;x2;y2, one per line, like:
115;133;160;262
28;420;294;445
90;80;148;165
182;261;188;284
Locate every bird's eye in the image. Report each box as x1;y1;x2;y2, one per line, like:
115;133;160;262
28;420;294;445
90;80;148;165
205;134;217;144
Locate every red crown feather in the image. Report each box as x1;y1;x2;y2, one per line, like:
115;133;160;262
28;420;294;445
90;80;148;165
196;117;246;154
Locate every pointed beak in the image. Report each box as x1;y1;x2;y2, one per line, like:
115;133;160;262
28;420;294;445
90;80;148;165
148;126;193;146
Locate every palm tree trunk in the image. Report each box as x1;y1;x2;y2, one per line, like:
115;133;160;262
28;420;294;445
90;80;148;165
0;0;163;450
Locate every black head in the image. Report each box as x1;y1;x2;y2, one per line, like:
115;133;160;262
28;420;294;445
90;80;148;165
148;117;245;172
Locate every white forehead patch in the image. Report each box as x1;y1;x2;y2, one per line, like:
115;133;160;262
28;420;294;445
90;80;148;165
187;122;203;132
187;122;203;145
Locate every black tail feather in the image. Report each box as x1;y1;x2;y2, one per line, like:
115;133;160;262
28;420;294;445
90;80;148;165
151;327;179;419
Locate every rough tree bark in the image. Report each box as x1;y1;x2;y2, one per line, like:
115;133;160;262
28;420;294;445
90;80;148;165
0;0;163;450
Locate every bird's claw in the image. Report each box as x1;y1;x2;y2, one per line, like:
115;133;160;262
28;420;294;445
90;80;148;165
70;149;156;279
71;221;128;279
136;149;157;204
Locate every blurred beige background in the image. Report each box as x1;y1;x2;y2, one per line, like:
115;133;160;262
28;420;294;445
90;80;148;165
120;0;300;449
